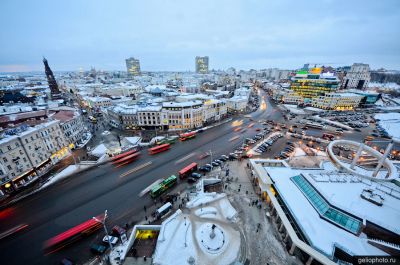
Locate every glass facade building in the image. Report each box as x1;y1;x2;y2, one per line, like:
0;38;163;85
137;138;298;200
291;175;362;234
290;70;339;99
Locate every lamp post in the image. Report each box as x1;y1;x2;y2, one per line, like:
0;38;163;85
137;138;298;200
93;210;113;254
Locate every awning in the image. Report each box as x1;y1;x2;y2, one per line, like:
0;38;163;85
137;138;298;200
13;169;36;182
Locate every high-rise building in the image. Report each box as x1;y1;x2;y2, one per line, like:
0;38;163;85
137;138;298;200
342;63;370;90
195;56;209;74
125;57;141;76
290;69;339;100
43;57;61;99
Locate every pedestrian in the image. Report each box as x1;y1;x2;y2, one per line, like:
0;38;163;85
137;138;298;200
145;215;148;221
144;205;147;212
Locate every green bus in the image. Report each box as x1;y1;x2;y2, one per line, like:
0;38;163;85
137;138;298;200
150;175;178;198
156;137;177;145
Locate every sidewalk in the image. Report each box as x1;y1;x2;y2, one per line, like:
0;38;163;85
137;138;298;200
0;148;93;208
223;159;301;265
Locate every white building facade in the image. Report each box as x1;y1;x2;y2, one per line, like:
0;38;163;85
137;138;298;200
342;63;371;90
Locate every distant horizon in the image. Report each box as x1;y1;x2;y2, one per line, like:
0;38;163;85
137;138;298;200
1;0;400;73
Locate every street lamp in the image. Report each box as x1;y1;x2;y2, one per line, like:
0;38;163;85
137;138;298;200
93;210;113;254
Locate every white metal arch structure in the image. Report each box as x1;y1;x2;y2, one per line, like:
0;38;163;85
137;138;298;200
326;140;398;181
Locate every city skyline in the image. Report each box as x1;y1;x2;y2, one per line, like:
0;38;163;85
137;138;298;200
1;0;400;72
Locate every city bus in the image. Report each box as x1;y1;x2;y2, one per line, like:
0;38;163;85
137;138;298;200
43;214;104;254
112;152;141;165
156;202;172;219
178;162;198;179
148;143;171;155
179;131;196;141
322;133;335;141
156;137;177;145
111;150;137;161
150;175;177;198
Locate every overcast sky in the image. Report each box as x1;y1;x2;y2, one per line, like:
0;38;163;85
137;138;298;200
1;0;399;72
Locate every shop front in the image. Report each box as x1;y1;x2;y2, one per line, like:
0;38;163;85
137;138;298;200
12;169;37;190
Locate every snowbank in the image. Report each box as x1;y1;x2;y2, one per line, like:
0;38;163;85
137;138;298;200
90;144;108;157
374;113;400;141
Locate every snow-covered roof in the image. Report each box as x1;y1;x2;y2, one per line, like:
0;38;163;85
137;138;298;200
162;100;202;108
263;161;400;257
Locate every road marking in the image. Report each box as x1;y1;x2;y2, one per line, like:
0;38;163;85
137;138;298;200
175;152;196;164
229;136;240;142
138;178;164;197
119;161;152;178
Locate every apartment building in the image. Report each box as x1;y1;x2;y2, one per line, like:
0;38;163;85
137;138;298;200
0;120;68;194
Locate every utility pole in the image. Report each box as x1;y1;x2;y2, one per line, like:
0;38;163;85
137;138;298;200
93;210;113;257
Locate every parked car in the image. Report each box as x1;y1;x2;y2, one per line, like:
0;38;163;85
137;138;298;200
103;235;118;245
211;161;219;167
199;166;212;172
187;177;197;183
111;225;126;237
191;172;202;179
90;244;107;254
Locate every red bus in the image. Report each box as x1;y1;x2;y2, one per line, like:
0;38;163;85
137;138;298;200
112;152;141;165
178;162;198;179
111;150;137;161
148;143;171;155
179;131;196;141
43;214;103;254
322;133;335;141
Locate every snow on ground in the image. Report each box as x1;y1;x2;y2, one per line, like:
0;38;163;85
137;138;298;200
374;112;400;140
304;107;326;113
90;143;108;157
314;115;352;130
369;82;400;90
40;164;92;189
186;192;225;208
292;147;306;157
152;193;240;265
283;104;306;114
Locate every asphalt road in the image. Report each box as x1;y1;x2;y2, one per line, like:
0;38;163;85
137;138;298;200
0;90;285;265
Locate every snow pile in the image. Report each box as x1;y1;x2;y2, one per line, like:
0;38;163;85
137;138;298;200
41;164;92;189
89;144;109;157
283;104;306;114
369;82;400;90
153;192;240;265
374;113;400;141
292;147;306;157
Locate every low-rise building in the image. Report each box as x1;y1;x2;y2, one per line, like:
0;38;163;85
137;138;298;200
137;105;168;130
311;92;363;110
202;99;227;123
51;110;86;146
250;158;400;265
162;101;203;130
106;104;138;130
85;96;112;109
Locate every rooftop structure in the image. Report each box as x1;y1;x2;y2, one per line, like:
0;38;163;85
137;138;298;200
250;151;400;264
